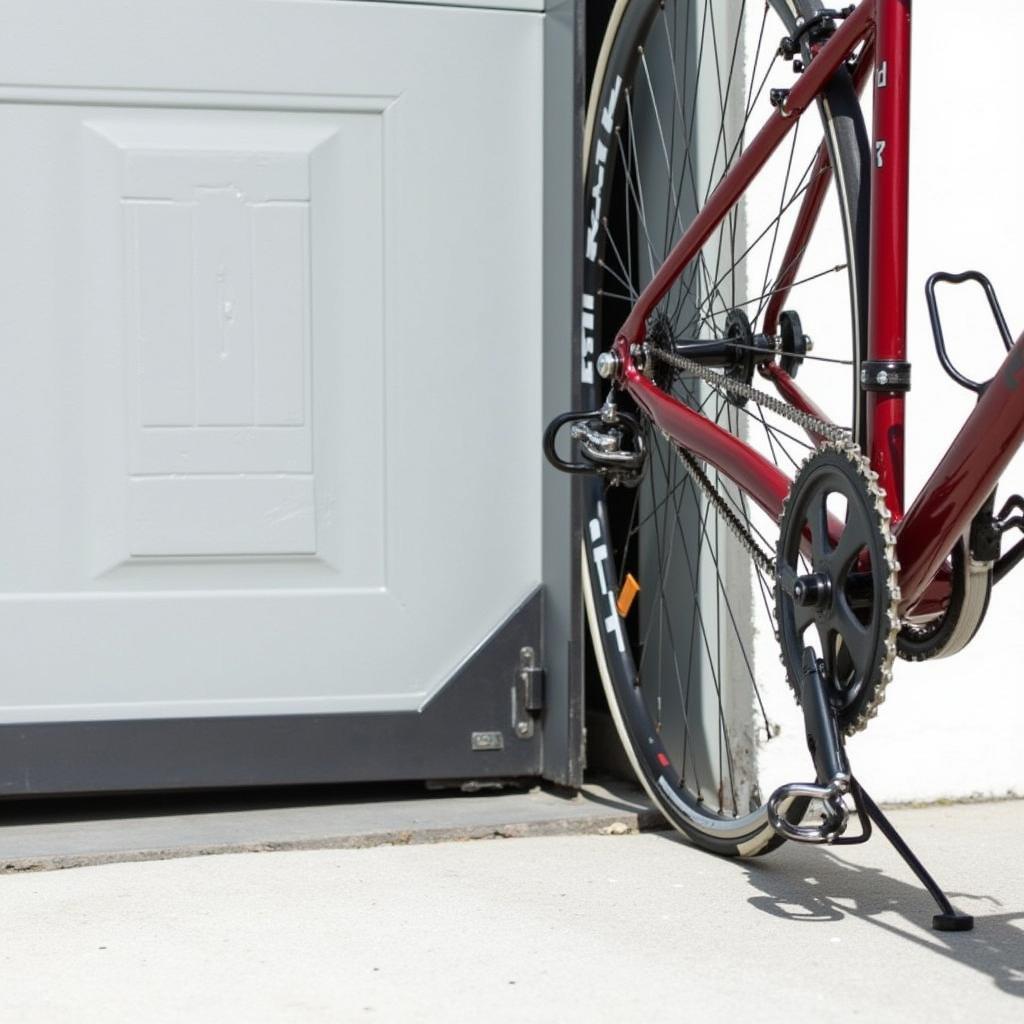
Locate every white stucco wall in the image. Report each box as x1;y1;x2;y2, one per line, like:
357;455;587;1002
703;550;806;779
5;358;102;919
749;1;1024;802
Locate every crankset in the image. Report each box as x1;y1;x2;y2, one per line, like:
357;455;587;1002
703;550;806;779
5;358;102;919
774;444;899;735
769;445;973;932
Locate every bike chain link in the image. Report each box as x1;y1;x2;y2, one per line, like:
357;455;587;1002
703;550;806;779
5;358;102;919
646;344;900;735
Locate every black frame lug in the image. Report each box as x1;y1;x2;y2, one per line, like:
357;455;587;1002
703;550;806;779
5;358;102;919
860;361;911;393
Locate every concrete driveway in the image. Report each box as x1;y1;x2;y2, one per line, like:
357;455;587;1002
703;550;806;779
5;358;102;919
1;800;1021;1022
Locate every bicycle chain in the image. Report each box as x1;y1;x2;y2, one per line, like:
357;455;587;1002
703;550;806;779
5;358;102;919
647;344;853;576
646;344;900;735
673;446;776;578
648;346;852;449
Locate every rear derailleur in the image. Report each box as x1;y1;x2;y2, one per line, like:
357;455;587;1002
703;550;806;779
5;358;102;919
543;395;646;487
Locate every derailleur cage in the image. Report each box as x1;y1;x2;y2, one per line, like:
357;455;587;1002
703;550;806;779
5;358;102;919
543;399;646;487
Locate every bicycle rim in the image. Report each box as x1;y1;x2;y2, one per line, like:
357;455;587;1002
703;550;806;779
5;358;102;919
580;0;870;855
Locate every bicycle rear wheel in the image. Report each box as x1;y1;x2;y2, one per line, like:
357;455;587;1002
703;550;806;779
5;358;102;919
581;0;869;855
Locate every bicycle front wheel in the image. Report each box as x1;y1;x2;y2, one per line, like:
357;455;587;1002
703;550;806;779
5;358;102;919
581;0;870;855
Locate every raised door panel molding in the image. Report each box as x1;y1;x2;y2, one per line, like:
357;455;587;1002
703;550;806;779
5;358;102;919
82;111;387;566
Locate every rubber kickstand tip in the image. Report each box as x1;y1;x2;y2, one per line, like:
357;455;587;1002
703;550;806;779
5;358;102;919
932;911;974;932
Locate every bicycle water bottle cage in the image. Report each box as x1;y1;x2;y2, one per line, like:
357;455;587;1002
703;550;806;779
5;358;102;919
925;270;1013;396
543;400;646;487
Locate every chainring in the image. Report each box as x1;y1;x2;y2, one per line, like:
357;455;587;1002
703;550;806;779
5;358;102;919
775;444;900;736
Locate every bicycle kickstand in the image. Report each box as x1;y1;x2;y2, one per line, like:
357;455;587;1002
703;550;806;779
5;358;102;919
768;648;974;932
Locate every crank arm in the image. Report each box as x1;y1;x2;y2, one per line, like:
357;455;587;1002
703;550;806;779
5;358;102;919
768;647;852;843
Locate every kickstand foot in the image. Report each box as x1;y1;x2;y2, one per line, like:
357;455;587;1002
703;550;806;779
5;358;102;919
849;777;974;932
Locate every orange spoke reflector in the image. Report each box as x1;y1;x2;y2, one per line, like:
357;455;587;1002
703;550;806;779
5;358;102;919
616;574;641;618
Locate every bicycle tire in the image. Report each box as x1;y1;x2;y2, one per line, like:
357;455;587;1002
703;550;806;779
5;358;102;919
581;0;870;855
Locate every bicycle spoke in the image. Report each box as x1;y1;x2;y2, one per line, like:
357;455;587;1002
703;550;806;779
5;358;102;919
580;0;865;845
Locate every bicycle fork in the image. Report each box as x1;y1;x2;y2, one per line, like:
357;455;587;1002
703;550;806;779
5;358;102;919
767;648;975;932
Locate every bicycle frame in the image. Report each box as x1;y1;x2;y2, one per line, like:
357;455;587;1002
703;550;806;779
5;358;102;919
611;0;1024;616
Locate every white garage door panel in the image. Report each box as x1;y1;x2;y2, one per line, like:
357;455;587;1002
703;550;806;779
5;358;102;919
1;595;431;720
0;0;543;722
81;107;382;573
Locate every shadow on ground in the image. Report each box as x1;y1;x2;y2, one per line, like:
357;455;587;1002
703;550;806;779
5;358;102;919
747;844;1023;996
652;827;1024;997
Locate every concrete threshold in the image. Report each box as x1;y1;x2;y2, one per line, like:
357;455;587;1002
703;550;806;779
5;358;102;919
0;779;664;873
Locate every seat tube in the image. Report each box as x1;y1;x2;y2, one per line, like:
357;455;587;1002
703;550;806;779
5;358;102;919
866;0;912;518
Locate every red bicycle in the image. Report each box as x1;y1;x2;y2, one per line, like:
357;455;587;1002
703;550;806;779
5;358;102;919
546;0;1024;931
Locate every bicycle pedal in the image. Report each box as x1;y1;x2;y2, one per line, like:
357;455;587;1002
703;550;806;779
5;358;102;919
768;777;851;843
543;401;646;486
768;648;854;843
925;270;1013;396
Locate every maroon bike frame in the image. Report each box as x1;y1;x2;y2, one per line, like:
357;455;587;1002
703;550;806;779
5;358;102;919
610;0;1024;617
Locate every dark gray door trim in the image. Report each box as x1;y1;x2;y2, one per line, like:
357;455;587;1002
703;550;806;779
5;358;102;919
539;0;585;788
0;589;545;797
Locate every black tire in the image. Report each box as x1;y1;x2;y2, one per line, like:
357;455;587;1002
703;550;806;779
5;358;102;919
897;538;993;661
581;0;870;855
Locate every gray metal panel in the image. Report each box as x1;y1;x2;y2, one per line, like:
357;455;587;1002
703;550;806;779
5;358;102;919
540;0;584;788
0;590;544;797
